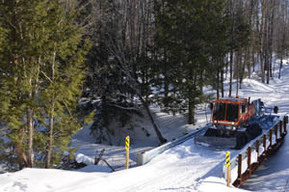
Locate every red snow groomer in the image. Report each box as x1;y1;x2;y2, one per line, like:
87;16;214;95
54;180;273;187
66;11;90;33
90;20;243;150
196;97;279;149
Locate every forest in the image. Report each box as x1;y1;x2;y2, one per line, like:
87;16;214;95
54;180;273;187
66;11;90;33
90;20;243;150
1;0;289;170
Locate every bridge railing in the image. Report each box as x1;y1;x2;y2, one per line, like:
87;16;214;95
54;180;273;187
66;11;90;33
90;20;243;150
224;115;287;187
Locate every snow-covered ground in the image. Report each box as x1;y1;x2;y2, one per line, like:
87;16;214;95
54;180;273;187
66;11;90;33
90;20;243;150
1;60;289;192
72;105;210;170
0;139;240;192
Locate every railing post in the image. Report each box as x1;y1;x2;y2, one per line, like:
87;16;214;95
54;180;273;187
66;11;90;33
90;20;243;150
279;121;283;137
238;154;243;183
275;125;278;140
284;117;287;133
263;134;267;153
280;121;283;136
256;140;260;158
247;147;251;174
269;130;272;147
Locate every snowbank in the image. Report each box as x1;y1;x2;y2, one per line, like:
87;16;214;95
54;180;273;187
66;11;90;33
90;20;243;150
197;177;249;192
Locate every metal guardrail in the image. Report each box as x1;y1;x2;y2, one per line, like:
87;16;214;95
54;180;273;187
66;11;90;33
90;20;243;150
136;125;209;165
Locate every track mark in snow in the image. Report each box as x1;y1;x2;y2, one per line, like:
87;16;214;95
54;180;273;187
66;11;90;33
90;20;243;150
242;79;274;93
0;180;28;192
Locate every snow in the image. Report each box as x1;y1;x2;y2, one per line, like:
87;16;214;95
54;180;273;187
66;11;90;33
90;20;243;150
251;151;258;164
197;177;248;192
75;153;95;165
259;146;264;155
1;60;289;191
0;140;239;192
272;135;276;145
242;157;248;174
72;106;208;169
231;167;239;185
242;137;289;192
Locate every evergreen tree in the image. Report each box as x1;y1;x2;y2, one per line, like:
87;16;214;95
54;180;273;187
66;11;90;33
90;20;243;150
0;0;44;169
39;1;89;168
0;0;88;169
80;0;167;144
82;0;141;144
154;0;230;124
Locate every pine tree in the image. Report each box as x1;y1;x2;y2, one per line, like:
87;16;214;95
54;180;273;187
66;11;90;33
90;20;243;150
80;0;167;144
154;0;230;124
0;0;88;169
0;0;44;169
39;1;90;168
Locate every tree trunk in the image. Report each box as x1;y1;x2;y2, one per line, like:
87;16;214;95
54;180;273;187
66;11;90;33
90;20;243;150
45;106;54;168
216;68;220;99
247;47;252;78
163;53;169;108
252;49;255;73
15;130;28;170
188;97;195;125
27;108;34;168
264;11;270;84
138;94;167;144
279;52;283;79
229;0;235;97
240;49;248;89
269;0;275;79
164;77;169;108
235;52;239;96
45;50;56;168
225;54;229;80
260;50;265;83
259;1;266;83
229;50;233;97
221;68;224;98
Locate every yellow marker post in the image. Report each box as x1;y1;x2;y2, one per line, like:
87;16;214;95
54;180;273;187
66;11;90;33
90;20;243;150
125;136;130;169
226;151;231;186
